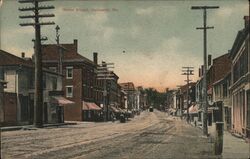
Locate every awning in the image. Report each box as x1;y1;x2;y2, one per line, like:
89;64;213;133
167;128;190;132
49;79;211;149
207;88;212;95
110;106;119;113
51;96;75;106
82;101;101;111
117;108;126;113
188;104;198;114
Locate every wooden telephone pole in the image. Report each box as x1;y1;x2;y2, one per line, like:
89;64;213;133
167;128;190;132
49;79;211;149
191;5;219;136
18;0;55;128
181;66;194;123
97;62;115;122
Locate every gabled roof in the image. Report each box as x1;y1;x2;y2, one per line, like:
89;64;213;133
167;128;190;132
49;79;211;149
0;50;33;67
180;82;196;92
42;42;95;66
229;23;249;59
213;53;229;63
119;82;135;91
0;49;63;76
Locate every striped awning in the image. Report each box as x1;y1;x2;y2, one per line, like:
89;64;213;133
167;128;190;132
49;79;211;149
188;104;198;114
51;96;75;106
82;101;101;111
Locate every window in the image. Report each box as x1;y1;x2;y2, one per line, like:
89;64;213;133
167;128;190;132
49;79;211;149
223;83;227;98
66;86;73;98
52;77;57;90
49;67;57;72
66;67;73;79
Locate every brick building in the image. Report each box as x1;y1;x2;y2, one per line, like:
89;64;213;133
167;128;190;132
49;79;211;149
206;53;232;104
42;39;102;121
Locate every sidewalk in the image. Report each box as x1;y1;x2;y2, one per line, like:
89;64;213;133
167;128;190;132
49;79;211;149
0;122;76;132
207;124;249;159
222;131;249;159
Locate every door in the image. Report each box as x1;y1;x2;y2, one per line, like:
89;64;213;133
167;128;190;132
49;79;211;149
44;103;48;124
29;93;34;124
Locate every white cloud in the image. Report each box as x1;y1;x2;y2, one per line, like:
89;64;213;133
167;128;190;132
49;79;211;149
130;25;141;39
216;7;233;17
116;36;200;90
103;27;114;41
136;7;154;15
160;37;182;53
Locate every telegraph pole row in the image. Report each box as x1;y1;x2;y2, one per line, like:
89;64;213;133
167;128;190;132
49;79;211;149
96;62;115;122
191;5;219;136
176;85;183;119
18;0;55;128
181;66;194;123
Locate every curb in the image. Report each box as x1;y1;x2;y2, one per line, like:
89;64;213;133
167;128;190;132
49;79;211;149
0;122;77;132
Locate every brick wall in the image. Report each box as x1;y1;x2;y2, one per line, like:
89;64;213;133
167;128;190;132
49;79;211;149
64;68;82;121
213;54;231;83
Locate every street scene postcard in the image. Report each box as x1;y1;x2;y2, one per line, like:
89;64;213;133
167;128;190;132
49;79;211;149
0;0;250;158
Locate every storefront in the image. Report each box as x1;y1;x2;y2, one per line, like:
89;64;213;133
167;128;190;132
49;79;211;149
82;101;102;121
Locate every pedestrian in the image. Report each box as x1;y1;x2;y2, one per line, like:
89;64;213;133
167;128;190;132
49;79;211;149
111;112;115;122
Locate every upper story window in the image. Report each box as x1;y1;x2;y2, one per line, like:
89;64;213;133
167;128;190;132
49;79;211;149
66;66;73;79
233;50;248;83
52;77;57;90
66;86;73;98
49;67;57;73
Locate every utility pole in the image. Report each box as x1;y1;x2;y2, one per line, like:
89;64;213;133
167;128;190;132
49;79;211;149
96;62;115;122
18;0;55;128
32;37;48;58
191;5;219;136
181;67;194;123
0;67;7;126
176;85;183;119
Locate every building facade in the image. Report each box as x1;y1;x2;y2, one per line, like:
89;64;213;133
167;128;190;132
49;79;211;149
119;82;136;111
229;16;249;138
42;39;101;121
0;50;69;126
213;72;232;130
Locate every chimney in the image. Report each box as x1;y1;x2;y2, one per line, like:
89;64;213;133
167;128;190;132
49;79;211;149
243;16;249;28
102;61;107;67
73;39;78;52
199;68;201;77
201;65;204;76
208;54;212;66
21;52;25;58
93;52;98;65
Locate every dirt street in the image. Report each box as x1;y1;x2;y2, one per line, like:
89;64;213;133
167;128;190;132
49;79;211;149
1;111;217;159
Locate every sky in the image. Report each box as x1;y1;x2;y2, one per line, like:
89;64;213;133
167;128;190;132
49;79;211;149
0;0;249;92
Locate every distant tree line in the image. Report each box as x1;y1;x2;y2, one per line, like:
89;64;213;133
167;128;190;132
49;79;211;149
144;88;166;110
